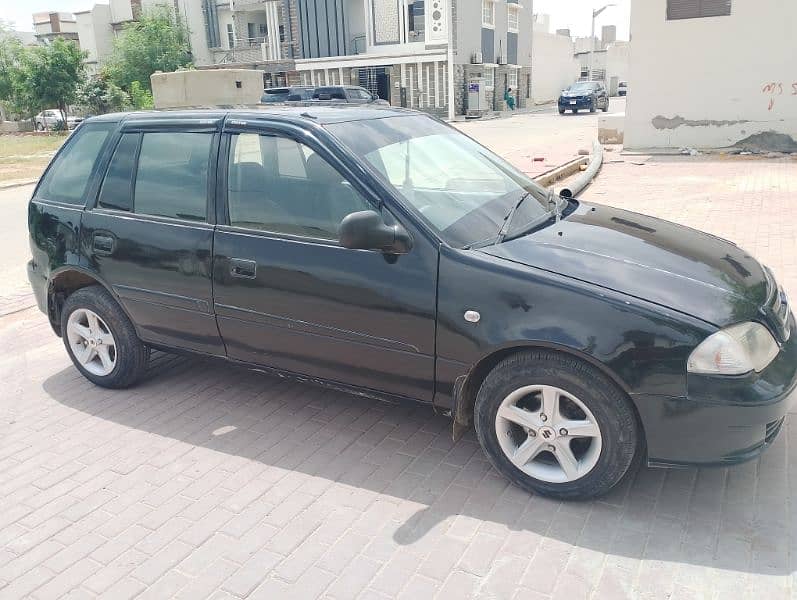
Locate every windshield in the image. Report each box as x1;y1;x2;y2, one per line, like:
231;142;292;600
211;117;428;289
568;83;596;93
326;115;551;248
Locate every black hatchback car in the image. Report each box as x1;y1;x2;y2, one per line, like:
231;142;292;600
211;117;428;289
28;107;796;499
558;81;610;114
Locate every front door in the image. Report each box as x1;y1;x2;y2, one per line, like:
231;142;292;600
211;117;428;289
81;117;224;356
212;122;438;401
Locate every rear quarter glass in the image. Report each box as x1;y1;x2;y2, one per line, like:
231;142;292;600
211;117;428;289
35;123;115;205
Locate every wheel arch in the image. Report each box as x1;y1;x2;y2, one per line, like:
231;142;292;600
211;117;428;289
451;342;646;447
47;267;131;336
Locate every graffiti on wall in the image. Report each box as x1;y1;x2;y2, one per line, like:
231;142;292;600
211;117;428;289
762;82;797;111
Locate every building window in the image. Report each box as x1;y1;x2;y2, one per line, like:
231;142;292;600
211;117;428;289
507;70;518;88
483;66;495;89
507;5;519;32
482;0;495;28
226;23;234;48
408;0;425;42
667;0;731;20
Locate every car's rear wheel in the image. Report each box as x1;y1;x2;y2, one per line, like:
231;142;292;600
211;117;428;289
35;122;44;131
572;109;578;114
558;108;565;115
474;350;639;500
61;286;149;389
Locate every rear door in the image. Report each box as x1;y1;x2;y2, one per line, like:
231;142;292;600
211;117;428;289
81;116;225;356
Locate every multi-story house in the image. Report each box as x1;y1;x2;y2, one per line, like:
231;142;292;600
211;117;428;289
33;12;80;46
74;4;114;75
195;0;534;116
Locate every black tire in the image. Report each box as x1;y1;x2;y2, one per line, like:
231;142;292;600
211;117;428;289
36;122;45;131
602;104;609;112
589;102;597;113
474;350;639;500
61;285;149;389
558;108;566;115
572;109;578;114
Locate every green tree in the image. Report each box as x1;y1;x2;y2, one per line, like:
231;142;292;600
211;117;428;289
105;6;192;94
128;81;154;110
18;38;85;118
78;76;131;114
0;22;24;115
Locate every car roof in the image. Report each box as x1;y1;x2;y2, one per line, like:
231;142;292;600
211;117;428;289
85;105;417;126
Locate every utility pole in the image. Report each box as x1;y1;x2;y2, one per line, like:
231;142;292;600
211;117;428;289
447;0;455;121
589;4;615;82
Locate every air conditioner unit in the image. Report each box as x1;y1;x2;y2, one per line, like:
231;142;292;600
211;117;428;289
471;51;483;64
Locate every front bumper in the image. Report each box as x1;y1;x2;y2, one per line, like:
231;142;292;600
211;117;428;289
558;96;595;109
636;312;797;467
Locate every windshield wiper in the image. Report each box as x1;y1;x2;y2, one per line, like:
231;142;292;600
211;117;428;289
494;191;531;245
497;188;565;244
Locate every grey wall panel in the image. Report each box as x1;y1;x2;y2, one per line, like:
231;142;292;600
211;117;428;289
481;27;494;63
507;32;517;65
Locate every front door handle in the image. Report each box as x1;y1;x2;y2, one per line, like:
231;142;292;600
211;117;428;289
230;258;257;279
93;234;115;255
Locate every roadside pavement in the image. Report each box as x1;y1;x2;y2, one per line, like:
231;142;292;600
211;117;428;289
454;98;625;178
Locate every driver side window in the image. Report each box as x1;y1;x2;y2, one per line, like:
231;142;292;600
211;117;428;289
226;133;371;240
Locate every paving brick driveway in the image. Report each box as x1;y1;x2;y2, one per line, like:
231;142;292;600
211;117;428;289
1;154;796;600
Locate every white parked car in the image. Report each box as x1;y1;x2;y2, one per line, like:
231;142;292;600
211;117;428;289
34;109;83;131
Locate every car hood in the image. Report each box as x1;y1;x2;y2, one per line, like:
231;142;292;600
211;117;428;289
478;203;769;326
562;90;592;97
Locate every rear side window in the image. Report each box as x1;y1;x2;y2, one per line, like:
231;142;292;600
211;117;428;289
95;131;212;221
98;133;138;211
36;123;113;205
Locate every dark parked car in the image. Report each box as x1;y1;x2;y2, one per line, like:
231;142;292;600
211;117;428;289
28;107;796;499
260;86;315;103
559;81;609;114
312;86;389;105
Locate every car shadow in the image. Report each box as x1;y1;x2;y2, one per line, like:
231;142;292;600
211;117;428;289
43;352;794;577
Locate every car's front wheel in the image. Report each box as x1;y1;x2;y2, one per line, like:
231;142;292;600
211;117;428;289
558;108;566;115
61;286;149;389
474;350;639;500
35;122;44;131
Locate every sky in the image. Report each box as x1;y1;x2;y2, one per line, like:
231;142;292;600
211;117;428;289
2;0;89;31
2;0;632;39
534;0;631;40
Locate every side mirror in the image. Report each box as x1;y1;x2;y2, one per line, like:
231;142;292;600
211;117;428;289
339;210;412;254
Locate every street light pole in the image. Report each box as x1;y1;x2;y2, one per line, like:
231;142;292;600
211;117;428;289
588;4;615;82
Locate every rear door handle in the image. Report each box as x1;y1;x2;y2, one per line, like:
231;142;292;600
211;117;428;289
230;258;257;279
93;234;115;255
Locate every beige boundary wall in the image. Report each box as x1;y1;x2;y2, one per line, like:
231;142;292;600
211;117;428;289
151;69;264;109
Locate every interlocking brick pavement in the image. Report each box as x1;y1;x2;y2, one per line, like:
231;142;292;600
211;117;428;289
0;155;796;599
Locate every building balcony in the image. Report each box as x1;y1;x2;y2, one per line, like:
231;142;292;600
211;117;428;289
213;39;281;65
229;0;272;9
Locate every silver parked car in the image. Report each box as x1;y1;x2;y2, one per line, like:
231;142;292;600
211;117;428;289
34;109;83;131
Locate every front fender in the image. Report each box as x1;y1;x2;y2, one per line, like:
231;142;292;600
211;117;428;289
434;246;713;413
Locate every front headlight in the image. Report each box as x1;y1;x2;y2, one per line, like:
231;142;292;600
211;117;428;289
687;322;779;375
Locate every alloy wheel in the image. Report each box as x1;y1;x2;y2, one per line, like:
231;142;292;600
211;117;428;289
66;308;117;376
494;384;602;483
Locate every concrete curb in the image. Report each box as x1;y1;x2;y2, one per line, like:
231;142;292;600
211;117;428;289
0;179;37;191
533;156;589;188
